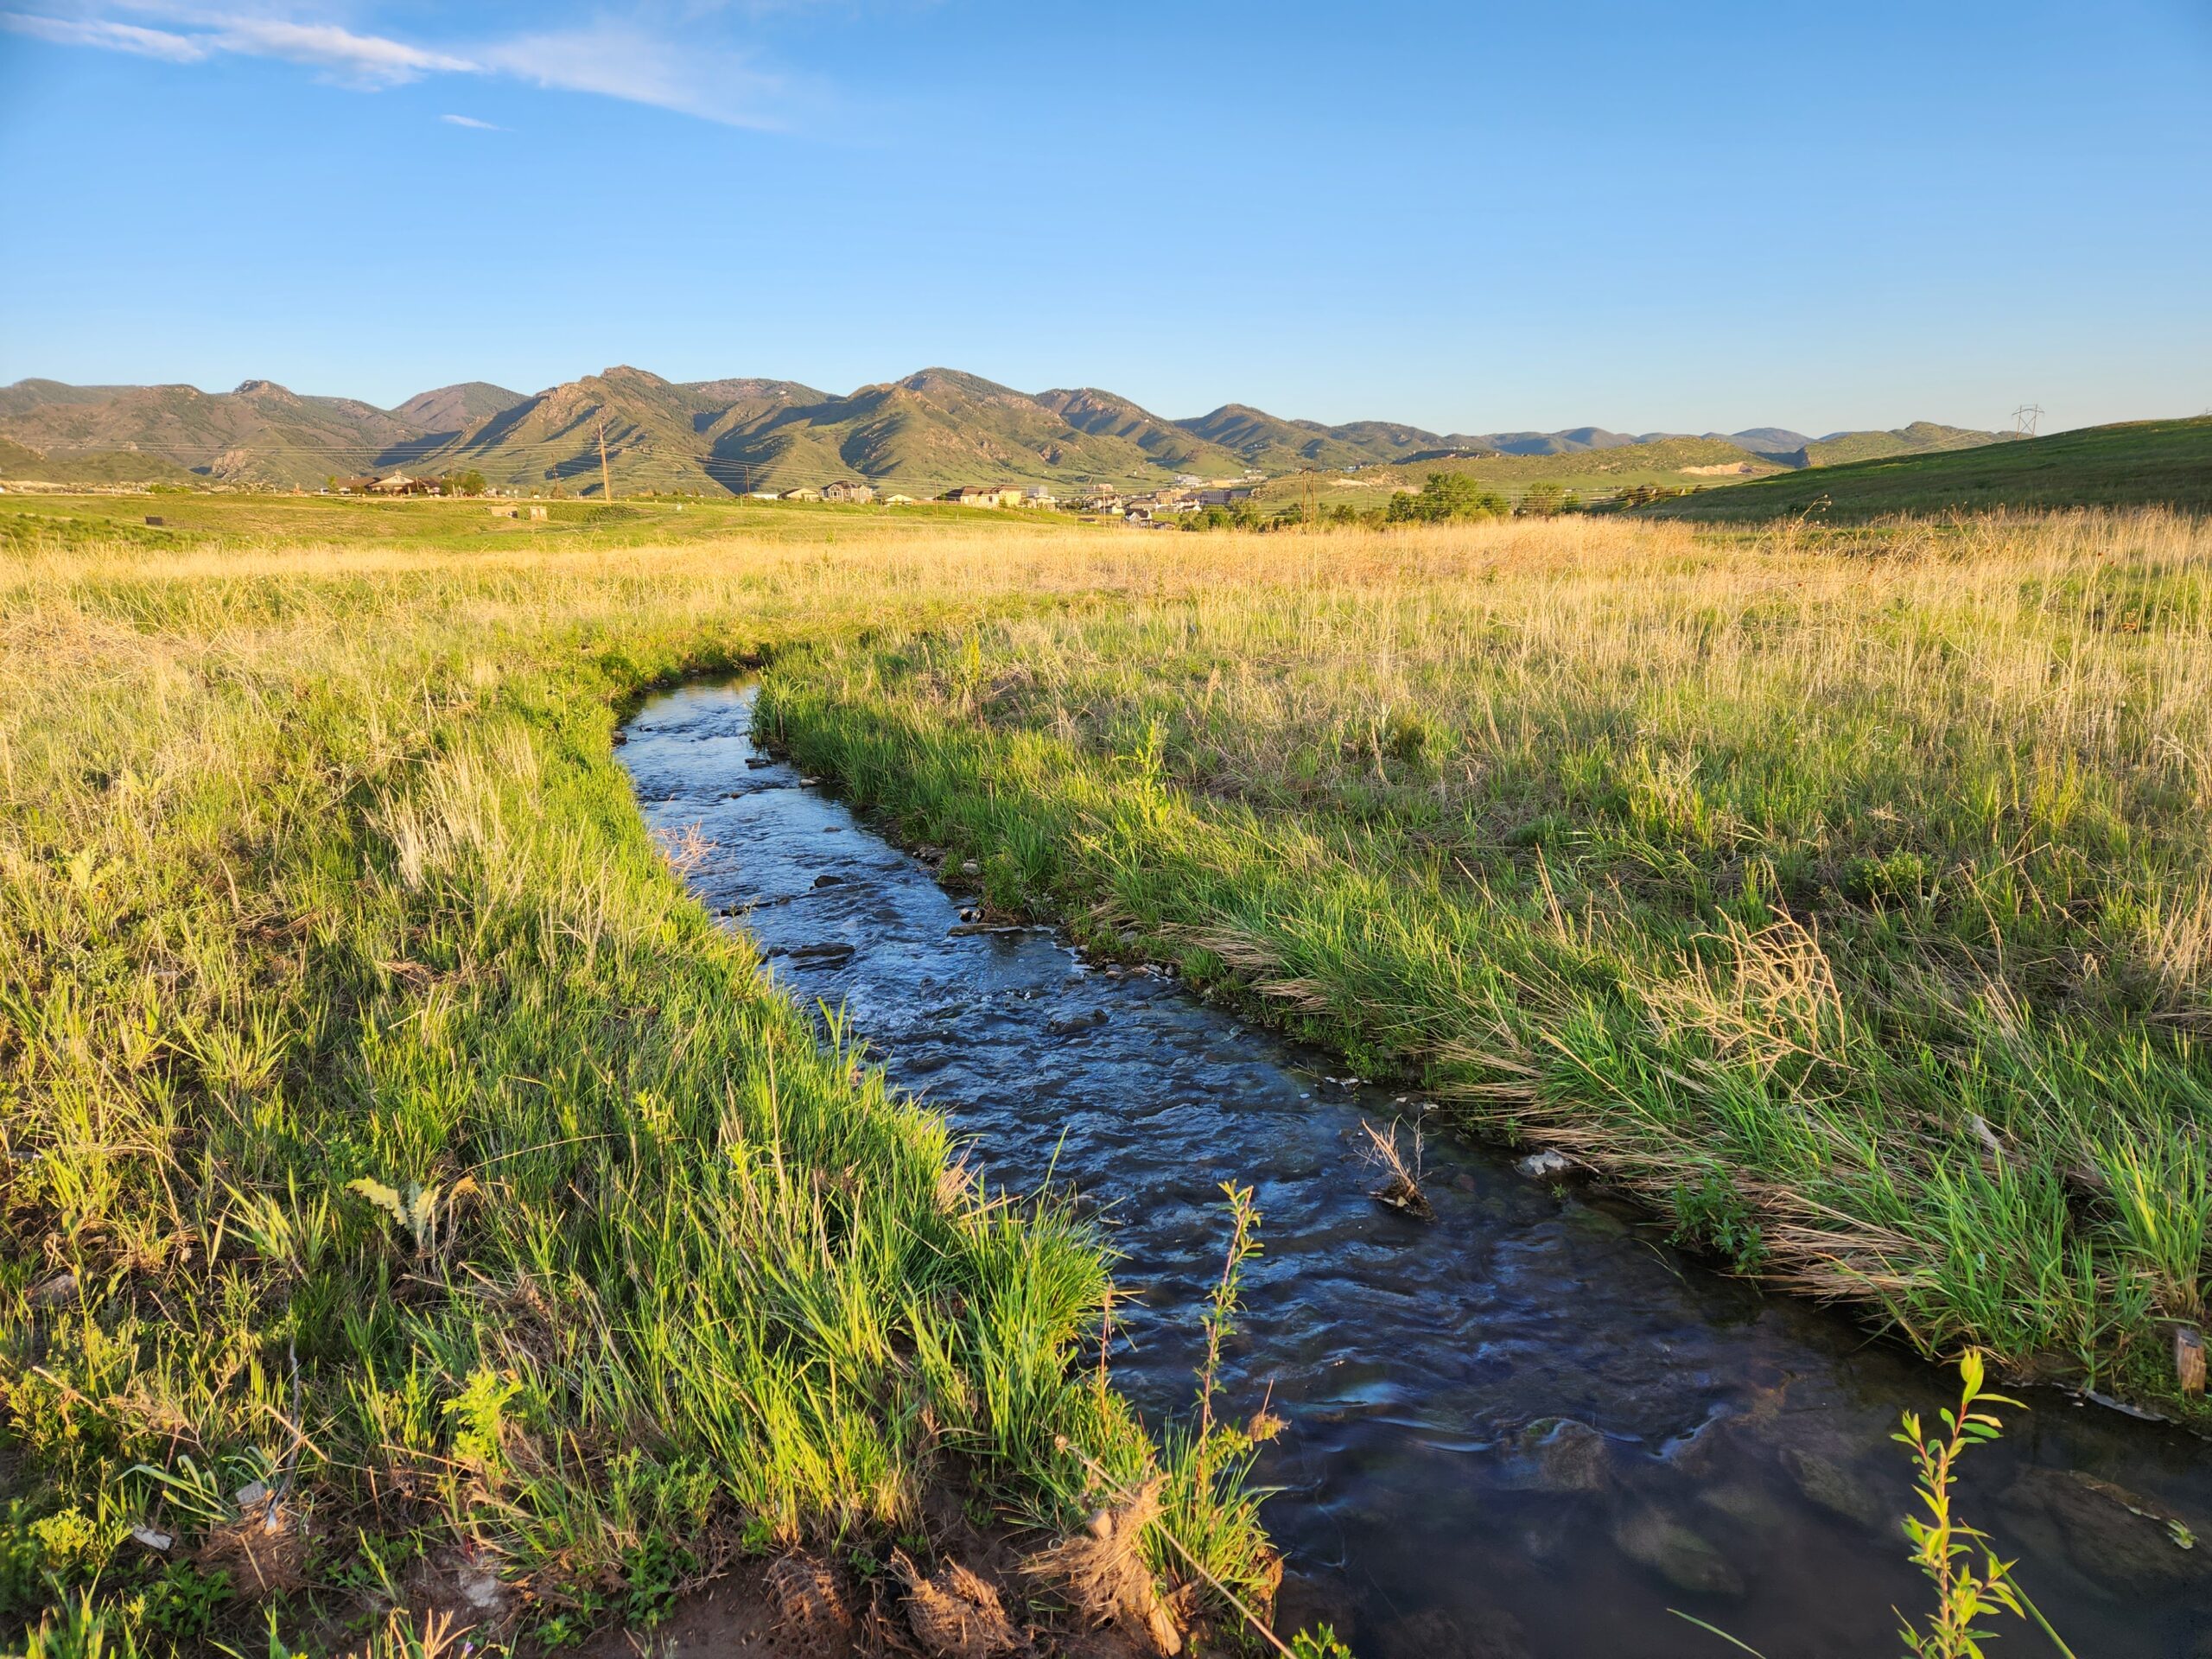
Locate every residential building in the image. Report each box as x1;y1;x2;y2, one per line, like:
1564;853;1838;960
945;484;1025;507
823;479;876;504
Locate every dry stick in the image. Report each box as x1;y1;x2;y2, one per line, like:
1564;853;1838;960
1054;1437;1297;1659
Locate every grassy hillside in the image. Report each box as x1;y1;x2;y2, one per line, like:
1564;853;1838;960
1252;435;1788;510
1033;386;1240;474
710;369;1236;494
1649;416;2212;521
389;380;528;433
1802;420;2021;468
0;379;422;486
0;435;198;486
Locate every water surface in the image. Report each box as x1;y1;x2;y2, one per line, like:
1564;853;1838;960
622;682;2212;1658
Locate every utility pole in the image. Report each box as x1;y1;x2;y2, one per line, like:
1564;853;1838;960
596;417;614;500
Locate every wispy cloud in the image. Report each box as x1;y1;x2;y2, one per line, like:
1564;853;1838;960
3;5;784;124
439;112;504;130
476;22;781;128
1;10;206;60
200;16;474;85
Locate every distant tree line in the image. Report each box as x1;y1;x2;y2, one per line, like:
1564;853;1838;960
1177;472;1592;533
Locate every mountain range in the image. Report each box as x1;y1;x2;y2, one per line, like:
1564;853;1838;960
0;367;2019;494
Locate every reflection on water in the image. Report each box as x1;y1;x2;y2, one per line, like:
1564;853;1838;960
621;683;2212;1659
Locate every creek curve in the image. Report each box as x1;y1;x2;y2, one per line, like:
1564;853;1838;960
621;681;2212;1658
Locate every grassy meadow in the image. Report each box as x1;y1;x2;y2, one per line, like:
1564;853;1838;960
1647;415;2212;521
0;508;1275;1656
3;495;2209;1653
755;510;2212;1411
1247;435;1787;513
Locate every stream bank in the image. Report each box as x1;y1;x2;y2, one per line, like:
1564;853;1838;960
623;681;2212;1658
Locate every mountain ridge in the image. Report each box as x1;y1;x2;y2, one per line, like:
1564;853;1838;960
0;370;2022;495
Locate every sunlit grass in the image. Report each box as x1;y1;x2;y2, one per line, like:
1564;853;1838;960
5;499;2204;1655
0;512;1281;1653
756;507;2212;1413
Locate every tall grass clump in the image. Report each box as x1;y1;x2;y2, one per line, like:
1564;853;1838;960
0;514;1281;1653
756;508;2212;1415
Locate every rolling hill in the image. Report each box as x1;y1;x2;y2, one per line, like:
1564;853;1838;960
0;367;2040;500
0;378;420;486
1250;435;1793;512
1643;416;2212;521
1798;420;2024;468
0;435;198;485
391;382;528;434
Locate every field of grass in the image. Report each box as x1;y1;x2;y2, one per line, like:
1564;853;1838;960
5;496;2207;1655
1248;436;1787;512
1648;416;2212;521
755;510;2212;1418
0;507;1273;1656
0;491;1094;558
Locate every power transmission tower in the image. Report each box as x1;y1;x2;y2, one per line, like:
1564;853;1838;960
596;417;615;500
2012;404;2044;438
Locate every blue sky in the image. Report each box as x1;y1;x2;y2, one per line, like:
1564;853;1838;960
3;1;2208;435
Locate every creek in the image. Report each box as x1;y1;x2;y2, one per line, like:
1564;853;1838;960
621;681;2212;1658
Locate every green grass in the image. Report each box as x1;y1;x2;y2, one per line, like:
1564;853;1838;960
1799;421;2019;469
748;508;2212;1422
0;490;1103;557
0;515;1273;1656
1249;436;1787;512
1647;416;2212;522
4;498;2200;1654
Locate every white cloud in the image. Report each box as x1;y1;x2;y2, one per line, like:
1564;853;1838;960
4;6;782;124
439;111;503;130
203;17;474;85
1;9;206;60
475;23;780;128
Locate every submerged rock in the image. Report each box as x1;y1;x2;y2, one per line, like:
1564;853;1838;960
1779;1446;1890;1531
1374;1605;1533;1659
1517;1418;1611;1493
1517;1150;1575;1180
2004;1466;2208;1588
1612;1505;1746;1598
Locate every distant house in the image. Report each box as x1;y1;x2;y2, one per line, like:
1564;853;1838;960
882;493;917;505
1128;490;1197;514
945;485;1024;508
780;486;823;502
1196;486;1255;508
1022;486;1059;509
747;490;781;500
822;479;876;504
363;471;440;496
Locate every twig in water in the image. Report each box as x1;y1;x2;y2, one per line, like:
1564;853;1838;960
1358;1119;1433;1219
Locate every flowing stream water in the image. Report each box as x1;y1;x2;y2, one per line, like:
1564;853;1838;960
620;682;2212;1658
